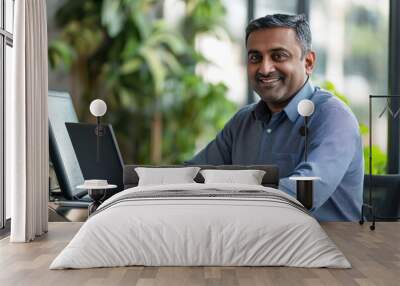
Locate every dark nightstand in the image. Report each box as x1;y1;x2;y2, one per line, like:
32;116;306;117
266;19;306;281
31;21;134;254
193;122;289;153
77;183;117;215
289;176;320;210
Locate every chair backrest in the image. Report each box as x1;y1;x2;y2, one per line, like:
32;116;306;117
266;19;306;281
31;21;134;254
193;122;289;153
123;165;279;190
48;91;85;200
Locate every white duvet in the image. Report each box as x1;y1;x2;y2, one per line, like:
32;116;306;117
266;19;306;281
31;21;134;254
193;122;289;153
50;183;350;269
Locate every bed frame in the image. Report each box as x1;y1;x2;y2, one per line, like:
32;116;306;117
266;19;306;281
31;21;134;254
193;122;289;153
123;165;279;189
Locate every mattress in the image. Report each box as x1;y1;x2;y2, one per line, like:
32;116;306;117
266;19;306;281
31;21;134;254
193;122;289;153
50;183;351;269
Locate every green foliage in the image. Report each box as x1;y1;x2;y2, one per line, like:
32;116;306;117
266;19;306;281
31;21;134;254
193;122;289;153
359;123;369;136
162;75;236;163
364;146;387;175
320;80;350;106
320;80;387;174
182;0;227;43
49;0;236;164
344;5;388;94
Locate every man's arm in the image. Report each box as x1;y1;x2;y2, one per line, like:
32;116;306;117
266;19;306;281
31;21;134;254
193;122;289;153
279;105;363;211
186;114;237;165
185;126;233;165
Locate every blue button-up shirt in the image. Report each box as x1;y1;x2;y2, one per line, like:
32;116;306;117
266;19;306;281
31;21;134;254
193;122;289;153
187;81;363;221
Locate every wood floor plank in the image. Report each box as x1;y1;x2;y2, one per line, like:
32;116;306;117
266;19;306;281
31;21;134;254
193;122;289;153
0;222;399;286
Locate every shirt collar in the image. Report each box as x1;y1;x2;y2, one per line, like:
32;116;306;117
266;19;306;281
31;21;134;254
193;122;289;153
283;79;315;122
252;79;315;122
252;100;271;122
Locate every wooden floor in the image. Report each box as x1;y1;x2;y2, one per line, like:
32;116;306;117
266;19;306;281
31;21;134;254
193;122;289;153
0;222;399;286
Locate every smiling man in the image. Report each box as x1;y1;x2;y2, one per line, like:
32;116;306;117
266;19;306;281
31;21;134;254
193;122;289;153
187;14;363;221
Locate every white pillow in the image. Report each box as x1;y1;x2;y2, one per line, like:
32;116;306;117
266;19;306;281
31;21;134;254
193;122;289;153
135;167;201;186
200;169;266;185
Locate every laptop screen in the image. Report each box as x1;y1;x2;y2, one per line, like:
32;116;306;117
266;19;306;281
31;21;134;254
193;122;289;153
66;122;124;194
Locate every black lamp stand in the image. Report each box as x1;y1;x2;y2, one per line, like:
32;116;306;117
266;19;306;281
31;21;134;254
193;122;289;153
293;115;316;210
95;117;105;162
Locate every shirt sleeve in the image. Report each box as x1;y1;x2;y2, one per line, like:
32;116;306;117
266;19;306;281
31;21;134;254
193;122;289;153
279;104;362;211
185;114;237;165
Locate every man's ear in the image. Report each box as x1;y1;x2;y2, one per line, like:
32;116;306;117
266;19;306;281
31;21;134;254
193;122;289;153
304;51;316;76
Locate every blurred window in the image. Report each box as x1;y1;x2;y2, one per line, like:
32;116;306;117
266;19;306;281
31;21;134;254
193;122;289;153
5;44;12;220
5;0;13;33
255;0;298;18
1;0;14;227
194;0;248;105
310;0;389;174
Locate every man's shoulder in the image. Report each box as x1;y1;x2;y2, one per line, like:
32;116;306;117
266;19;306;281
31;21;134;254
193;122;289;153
229;102;258;121
219;102;264;133
313;87;343;106
310;88;360;135
313;88;357;119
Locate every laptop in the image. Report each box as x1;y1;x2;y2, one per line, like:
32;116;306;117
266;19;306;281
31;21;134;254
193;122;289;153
66;122;124;196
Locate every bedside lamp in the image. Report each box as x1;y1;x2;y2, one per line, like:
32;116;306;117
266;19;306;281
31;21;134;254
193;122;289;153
297;99;315;162
90;99;107;162
290;99;319;210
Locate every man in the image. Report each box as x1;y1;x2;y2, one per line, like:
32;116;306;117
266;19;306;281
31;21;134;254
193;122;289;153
187;14;363;221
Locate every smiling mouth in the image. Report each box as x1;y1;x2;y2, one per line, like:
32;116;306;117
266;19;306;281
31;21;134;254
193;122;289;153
257;76;283;87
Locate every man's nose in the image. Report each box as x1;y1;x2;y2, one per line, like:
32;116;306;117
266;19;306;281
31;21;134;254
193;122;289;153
259;58;276;74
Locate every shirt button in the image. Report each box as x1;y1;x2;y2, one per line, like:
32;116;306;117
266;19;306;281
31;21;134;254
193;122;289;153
267;128;272;133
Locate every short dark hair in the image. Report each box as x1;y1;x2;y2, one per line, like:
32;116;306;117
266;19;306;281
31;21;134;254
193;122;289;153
245;14;312;58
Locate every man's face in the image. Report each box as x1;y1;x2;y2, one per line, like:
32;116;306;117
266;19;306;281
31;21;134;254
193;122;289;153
247;27;315;112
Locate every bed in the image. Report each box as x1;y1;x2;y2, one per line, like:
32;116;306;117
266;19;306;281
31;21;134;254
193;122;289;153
50;165;350;269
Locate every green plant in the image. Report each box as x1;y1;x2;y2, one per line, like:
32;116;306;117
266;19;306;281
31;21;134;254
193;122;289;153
49;0;236;164
320;80;387;174
363;146;387;175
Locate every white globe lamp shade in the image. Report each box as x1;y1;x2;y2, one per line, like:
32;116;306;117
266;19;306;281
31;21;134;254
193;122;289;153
90;99;107;117
297;99;315;117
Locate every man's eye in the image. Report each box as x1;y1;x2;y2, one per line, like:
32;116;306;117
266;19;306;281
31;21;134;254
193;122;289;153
272;53;287;61
248;54;261;63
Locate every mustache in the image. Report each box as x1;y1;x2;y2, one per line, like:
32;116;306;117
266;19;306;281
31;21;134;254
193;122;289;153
256;72;284;81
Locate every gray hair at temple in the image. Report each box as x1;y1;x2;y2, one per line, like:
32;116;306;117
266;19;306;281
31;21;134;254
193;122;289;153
245;14;312;59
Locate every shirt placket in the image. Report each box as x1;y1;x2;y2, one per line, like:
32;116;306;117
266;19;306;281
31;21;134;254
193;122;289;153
259;112;285;163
